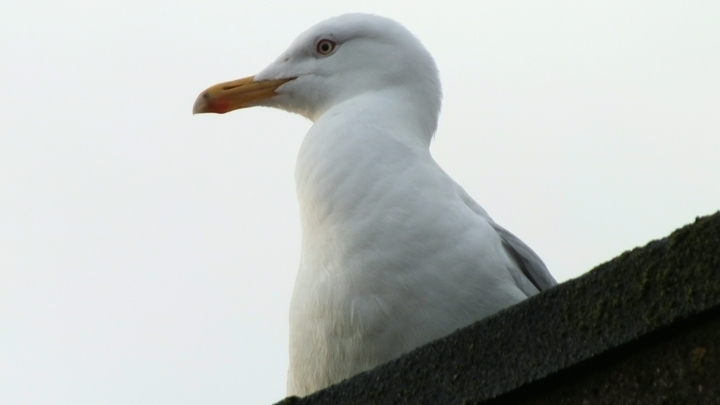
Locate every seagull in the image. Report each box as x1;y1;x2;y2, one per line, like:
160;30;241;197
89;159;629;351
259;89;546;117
193;13;557;397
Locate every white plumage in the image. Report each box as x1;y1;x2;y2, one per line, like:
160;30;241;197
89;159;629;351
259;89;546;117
193;13;557;397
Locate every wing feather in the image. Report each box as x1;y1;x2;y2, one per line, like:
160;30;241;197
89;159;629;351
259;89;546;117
452;182;558;296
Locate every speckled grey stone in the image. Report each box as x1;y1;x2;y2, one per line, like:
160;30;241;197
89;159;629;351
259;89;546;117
272;212;720;405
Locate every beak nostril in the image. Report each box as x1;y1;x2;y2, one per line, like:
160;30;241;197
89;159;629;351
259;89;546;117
193;76;292;115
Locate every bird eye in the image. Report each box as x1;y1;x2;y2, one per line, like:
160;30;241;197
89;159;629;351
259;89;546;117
315;39;337;56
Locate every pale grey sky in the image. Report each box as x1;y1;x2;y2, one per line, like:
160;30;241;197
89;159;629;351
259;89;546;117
1;1;719;404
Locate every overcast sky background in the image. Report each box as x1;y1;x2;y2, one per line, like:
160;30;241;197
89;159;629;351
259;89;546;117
2;1;719;404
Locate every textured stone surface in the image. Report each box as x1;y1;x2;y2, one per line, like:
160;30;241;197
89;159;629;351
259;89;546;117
273;212;720;405
490;310;719;405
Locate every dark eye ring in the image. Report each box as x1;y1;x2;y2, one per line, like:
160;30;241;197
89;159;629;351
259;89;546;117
316;39;337;56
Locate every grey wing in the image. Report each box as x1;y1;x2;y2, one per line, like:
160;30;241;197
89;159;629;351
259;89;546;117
451;181;558;296
490;221;558;296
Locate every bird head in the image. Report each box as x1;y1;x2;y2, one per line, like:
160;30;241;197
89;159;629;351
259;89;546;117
193;13;442;124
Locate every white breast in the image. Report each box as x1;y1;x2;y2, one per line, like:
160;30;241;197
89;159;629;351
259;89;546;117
286;94;527;396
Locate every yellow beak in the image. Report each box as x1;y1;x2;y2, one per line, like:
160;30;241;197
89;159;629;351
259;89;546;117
193;75;294;114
